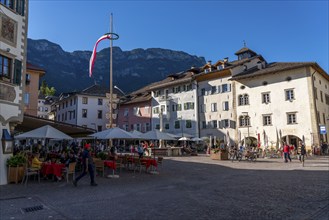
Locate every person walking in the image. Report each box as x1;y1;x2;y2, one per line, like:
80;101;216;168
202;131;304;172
283;142;292;163
299;141;306;162
73;143;97;187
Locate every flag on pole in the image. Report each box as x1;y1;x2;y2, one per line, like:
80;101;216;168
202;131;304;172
89;34;112;77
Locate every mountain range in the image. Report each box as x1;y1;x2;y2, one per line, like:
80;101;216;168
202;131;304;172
27;38;206;94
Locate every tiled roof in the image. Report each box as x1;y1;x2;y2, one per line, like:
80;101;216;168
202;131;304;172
27;62;45;72
79;84;124;97
234;47;257;55
230;62;327;80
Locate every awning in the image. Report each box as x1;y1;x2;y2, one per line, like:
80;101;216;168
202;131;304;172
14;114;95;138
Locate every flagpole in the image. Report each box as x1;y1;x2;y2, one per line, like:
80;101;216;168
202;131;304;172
110;13;113;129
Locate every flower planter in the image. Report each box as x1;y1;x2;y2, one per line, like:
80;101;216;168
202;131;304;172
210;150;228;160
7;166;25;184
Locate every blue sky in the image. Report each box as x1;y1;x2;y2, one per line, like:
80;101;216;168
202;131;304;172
28;1;328;72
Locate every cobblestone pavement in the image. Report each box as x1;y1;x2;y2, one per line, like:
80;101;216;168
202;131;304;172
0;155;328;220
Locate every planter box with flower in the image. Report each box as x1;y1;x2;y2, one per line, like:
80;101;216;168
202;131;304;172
210;146;228;160
6;153;27;183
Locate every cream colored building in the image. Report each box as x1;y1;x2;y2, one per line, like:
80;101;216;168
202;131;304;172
230;48;328;149
0;0;29;185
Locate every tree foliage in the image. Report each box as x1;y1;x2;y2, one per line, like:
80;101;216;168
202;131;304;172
40;80;56;96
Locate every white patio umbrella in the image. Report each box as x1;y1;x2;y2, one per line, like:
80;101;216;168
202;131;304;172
15;125;72;140
90;127;141;140
191;137;203;142
179;137;190;141
139;130;176;141
130;130;143;137
226;131;231;147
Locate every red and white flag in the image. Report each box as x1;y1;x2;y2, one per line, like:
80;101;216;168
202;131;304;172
89;34;112;77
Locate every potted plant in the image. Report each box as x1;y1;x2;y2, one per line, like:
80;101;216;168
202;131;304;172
6;153;27;183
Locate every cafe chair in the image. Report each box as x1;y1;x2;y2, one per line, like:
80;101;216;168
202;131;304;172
21;162;40;185
94;159;105;177
134;158;147;174
157;157;163;167
63;162;76;183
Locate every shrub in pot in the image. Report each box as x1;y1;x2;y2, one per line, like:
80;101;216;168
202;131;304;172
6;153;27;183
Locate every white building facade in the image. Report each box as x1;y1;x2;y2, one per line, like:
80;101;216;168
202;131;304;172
149;72;199;138
0;0;29;185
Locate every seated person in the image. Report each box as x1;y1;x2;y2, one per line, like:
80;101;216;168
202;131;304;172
65;152;77;167
31;154;43;169
137;144;144;158
182;145;192;154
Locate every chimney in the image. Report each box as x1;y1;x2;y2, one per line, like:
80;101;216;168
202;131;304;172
223;57;229;63
207;60;212;65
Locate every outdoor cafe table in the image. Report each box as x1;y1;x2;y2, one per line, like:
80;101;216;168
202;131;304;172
141;158;157;170
104;160;116;170
41;162;65;178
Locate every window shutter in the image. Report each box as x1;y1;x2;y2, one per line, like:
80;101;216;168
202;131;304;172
14;59;22;85
218;85;221;93
218;120;223;129
228;84;231;92
191;102;195;109
184;103;187;110
230;120;236;129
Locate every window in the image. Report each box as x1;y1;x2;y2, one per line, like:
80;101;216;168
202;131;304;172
184;102;195;110
221;84;231;93
155;124;160;130
177;104;182;111
61;113;64;121
25;73;30;84
124;108;129;116
202;121;207;129
222;119;230;128
98;99;103;105
323;113;326;124
98;110;102;119
57;115;60;121
186;120;192;129
24;93;29;105
320;91;323;103
164;123;169;130
82;109;87;118
0;54;11;78
222;101;229;111
325;94;329;105
174;121;180;129
285;89;294;101
82;97;88;104
65;112;67;120
211;103;217;112
200;104;206;113
239;115;250;127
201;88;206;96
262;93;270;104
145;123;150;132
211;86;217;94
72;110;75;119
212;120;217;128
97;126;102;132
238;94;249;105
287;113;296;124
123;124;129;131
45;107;48;112
174;86;181;93
153;107;159;114
66;101;68;108
136;123;141;131
263;115;272;126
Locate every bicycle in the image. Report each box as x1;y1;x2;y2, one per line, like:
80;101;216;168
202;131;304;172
229;149;242;162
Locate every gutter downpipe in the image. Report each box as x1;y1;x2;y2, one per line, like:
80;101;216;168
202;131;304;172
311;69;320;153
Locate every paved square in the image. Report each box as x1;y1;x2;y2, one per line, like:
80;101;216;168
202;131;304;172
0;155;328;220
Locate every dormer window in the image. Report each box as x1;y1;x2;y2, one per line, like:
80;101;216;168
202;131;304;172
217;65;223;70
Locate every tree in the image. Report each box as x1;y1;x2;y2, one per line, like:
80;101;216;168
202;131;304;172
40;80;56;96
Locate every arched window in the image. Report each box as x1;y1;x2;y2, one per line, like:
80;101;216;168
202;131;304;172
238;94;249;106
239;115;250;127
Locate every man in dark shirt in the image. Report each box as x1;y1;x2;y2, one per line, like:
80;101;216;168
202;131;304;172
73;144;97;187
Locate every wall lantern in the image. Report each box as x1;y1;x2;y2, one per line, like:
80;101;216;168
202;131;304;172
2;129;13;154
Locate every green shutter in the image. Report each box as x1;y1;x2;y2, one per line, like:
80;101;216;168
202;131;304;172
14;59;22;85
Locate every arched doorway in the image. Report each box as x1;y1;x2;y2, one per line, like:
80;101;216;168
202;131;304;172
282;135;301;148
242;137;257;147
